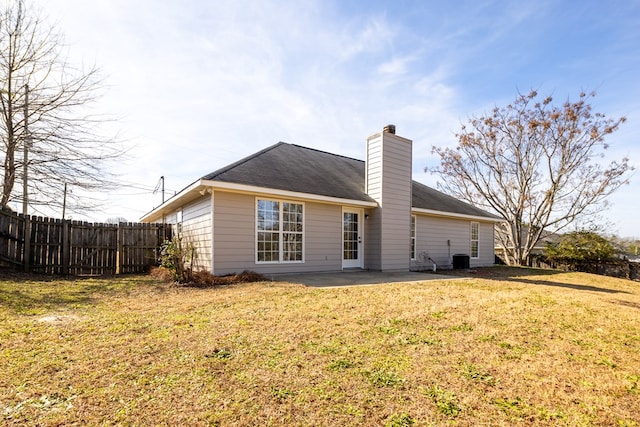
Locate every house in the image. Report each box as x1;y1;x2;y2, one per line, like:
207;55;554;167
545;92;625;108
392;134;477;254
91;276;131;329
141;126;502;275
494;226;561;264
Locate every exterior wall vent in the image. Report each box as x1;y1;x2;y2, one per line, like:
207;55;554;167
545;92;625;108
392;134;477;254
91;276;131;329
383;124;396;134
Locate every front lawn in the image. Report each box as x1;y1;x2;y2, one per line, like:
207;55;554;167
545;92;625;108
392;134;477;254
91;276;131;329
1;268;639;426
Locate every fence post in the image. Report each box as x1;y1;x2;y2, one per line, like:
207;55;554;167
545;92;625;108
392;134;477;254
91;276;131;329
116;223;124;275
23;215;31;273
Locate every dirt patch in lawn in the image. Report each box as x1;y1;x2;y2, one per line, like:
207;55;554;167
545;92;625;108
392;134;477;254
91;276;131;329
36;314;84;325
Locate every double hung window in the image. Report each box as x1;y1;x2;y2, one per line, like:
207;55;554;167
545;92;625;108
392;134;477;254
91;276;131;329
470;222;479;258
410;215;416;260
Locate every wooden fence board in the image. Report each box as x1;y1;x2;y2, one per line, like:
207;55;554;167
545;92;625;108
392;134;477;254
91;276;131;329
0;210;23;265
0;210;171;276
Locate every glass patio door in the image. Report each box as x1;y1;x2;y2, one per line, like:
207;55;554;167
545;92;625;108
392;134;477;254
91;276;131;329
342;209;363;269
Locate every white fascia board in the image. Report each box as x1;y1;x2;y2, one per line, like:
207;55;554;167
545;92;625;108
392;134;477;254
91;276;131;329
412;207;505;223
141;179;378;222
140;180;205;222
201;180;378;207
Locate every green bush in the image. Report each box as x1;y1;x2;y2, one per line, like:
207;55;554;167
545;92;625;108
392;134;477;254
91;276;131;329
544;230;616;264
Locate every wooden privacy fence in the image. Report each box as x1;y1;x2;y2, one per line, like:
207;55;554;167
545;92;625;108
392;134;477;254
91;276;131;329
529;254;640;282
0;209;172;276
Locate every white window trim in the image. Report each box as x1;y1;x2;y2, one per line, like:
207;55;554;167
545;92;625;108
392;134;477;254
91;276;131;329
470;221;479;259
176;208;183;235
410;215;416;260
255;197;305;264
341;207;364;269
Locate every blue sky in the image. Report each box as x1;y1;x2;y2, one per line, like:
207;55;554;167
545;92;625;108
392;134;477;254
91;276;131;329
40;0;640;236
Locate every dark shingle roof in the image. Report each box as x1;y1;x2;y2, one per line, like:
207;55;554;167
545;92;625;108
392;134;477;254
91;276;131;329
203;142;497;219
203;142;374;202
411;181;499;218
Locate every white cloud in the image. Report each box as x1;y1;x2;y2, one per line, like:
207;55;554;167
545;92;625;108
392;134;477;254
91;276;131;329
338;15;395;59
377;55;413;76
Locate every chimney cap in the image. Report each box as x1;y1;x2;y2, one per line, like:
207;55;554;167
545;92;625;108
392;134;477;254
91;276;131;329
383;124;396;134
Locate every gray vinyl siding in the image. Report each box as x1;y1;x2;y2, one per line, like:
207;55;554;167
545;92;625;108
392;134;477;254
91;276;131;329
211;192;254;274
410;215;495;270
180;197;212;272
366;142;382;196
363;208;381;270
475;221;495;267
366;131;412;271
163;212;178;226
212;191;345;276
303;202;343;272
366;134;383;269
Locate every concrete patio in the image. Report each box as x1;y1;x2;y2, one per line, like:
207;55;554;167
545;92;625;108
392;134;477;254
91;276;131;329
271;270;457;287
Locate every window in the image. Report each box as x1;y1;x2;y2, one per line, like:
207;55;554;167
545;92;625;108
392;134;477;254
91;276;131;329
176;209;183;235
470;222;479;258
410;215;416;259
257;199;303;263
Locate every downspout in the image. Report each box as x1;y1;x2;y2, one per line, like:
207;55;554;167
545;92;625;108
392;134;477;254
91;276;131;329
428;257;437;272
210;189;215;275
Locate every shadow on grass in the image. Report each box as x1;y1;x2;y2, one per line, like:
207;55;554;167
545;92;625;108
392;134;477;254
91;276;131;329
0;269;161;314
609;299;640;309
461;266;631;294
505;277;631;294
0;287;97;313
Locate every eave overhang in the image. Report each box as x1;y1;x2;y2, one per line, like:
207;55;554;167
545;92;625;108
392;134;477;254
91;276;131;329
411;207;504;223
141;179;378;223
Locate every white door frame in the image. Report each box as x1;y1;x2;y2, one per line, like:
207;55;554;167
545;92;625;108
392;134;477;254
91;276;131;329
342;207;364;269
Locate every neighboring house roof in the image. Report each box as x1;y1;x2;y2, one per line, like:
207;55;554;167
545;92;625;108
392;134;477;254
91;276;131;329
201;142;499;220
494;226;561;252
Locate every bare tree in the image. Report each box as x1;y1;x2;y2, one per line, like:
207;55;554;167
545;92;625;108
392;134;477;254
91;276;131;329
105;216;129;224
0;0;122;216
430;90;633;266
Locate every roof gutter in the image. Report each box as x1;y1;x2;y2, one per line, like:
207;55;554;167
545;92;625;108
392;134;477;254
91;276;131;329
140;179;207;222
200;180;377;207
412;207;505;223
141;179;378;222
141;180;502;223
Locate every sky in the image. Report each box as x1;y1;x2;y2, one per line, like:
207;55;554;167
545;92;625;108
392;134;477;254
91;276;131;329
33;0;640;237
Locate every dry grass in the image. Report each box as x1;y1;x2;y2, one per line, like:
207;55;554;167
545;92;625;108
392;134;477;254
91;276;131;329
1;267;639;426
